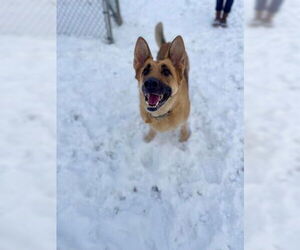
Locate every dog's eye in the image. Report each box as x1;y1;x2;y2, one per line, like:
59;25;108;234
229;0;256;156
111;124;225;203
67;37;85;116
142;64;151;76
161;67;171;77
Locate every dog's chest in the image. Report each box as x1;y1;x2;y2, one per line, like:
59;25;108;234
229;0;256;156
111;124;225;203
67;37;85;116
148;110;183;132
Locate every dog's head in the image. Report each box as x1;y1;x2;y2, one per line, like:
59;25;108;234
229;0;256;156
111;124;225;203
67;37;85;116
133;36;186;113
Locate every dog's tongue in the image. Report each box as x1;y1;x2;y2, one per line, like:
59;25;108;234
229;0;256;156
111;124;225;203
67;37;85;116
148;94;160;106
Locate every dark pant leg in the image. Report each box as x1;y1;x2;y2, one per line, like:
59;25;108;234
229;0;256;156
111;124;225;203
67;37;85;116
216;0;224;11
268;0;284;13
224;0;234;13
255;0;268;11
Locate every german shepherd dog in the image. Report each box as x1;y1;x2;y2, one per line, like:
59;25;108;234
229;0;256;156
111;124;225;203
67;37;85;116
133;23;190;142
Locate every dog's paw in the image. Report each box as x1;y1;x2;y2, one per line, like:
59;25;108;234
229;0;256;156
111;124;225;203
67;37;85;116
144;133;155;143
143;129;156;143
179;132;190;142
179;125;191;142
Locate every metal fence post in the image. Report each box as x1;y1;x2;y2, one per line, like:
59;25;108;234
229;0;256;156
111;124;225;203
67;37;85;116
102;0;114;44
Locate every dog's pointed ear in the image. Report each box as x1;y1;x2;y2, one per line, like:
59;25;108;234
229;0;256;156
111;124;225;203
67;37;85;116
134;37;152;72
169;36;186;68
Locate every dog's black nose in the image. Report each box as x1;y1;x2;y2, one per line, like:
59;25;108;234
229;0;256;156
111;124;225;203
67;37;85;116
144;78;159;92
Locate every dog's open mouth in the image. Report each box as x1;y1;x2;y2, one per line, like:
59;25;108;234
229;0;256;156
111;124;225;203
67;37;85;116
145;94;162;107
142;78;172;112
144;92;171;111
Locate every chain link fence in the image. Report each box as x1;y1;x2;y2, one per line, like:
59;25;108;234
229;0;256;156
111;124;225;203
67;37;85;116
0;0;122;43
58;0;122;43
0;0;56;37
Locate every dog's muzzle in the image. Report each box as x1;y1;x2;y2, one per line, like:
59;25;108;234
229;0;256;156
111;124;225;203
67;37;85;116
142;77;172;112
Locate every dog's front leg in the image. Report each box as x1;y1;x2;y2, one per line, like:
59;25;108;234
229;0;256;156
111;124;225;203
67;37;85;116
144;127;157;142
179;122;191;142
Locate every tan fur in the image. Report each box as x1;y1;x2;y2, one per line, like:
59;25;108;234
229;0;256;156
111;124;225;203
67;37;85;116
134;23;191;142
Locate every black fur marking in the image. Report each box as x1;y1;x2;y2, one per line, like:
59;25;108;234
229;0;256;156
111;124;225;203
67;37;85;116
161;64;172;77
142;64;151;76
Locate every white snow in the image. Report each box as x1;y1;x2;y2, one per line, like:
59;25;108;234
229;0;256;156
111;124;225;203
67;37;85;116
0;36;56;250
58;0;243;249
245;0;300;249
1;0;299;249
0;0;56;248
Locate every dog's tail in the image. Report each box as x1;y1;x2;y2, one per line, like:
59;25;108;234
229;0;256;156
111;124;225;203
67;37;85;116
155;22;166;47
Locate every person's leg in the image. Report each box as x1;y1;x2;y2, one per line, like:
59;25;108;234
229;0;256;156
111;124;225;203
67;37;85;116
220;0;234;28
250;0;267;26
213;0;224;27
255;0;268;12
223;0;234;14
268;0;284;14
263;0;284;26
216;0;224;12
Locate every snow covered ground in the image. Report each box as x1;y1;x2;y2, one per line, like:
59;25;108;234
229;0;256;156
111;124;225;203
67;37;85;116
245;0;300;249
0;36;56;250
1;0;299;249
57;0;243;249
